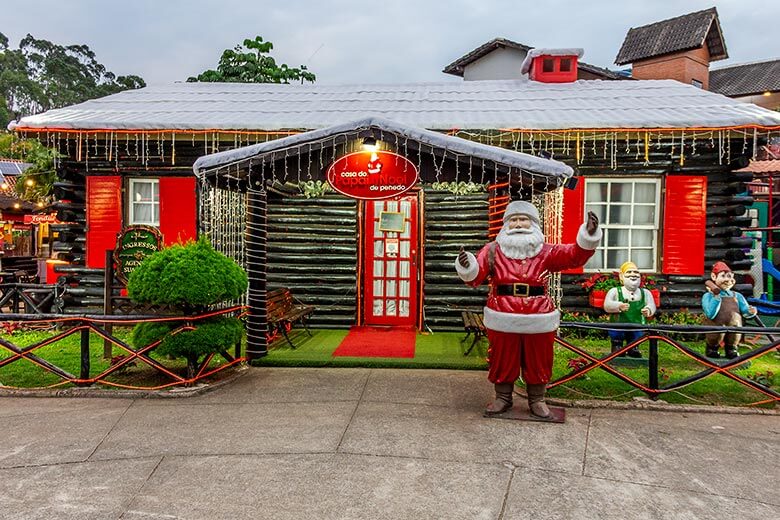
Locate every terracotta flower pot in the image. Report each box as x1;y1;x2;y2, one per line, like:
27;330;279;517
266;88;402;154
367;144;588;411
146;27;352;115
589;290;607;308
650;288;661;307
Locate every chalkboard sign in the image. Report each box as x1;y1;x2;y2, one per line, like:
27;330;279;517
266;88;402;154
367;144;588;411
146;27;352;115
113;225;162;283
378;211;405;233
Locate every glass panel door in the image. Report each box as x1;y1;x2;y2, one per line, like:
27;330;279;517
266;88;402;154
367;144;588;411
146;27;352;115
363;194;418;326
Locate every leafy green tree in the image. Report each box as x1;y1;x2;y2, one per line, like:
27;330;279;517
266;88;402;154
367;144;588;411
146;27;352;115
188;36;315;84
0;133;58;202
0;32;145;128
129;238;248;380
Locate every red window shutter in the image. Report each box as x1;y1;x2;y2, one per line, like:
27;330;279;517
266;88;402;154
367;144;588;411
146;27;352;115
86;176;122;268
561;179;585;274
662;175;707;275
159;177;197;246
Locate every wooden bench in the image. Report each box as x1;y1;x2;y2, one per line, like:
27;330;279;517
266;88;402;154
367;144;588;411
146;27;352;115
267;288;315;348
461;310;487;356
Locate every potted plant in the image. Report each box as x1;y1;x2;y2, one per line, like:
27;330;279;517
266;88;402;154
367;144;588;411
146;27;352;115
579;273;622;308
641;274;662;307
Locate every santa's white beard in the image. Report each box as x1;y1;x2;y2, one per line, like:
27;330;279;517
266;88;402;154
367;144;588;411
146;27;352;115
496;223;545;259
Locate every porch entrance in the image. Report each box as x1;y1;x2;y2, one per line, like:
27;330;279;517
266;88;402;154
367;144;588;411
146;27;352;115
363;193;419;326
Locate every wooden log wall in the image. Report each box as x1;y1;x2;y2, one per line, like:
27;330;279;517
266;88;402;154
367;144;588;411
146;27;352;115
41;134;758;319
266;192;358;328
422;188;489;330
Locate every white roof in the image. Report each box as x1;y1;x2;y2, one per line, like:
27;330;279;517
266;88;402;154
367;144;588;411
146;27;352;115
15;79;780;132
193;116;573;179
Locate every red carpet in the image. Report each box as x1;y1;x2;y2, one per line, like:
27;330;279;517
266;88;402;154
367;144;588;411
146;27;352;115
333;327;417;358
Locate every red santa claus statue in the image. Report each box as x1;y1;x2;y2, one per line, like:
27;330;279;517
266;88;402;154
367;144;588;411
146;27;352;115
456;201;601;419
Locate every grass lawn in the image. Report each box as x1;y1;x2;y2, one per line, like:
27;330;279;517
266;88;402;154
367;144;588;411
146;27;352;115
0;326;238;390
2;325;778;408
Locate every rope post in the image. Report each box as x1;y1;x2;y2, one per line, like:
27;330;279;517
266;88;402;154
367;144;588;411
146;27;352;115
648;336;659;399
245;186;269;361
103;249;115;359
79;325;91;386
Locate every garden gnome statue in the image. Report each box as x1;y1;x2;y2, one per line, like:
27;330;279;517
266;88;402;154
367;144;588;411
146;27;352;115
702;261;756;359
603;261;656;358
456;201;602;419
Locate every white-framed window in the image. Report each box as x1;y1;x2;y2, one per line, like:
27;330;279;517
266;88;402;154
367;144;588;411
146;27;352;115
128;178;159;226
584;178;661;272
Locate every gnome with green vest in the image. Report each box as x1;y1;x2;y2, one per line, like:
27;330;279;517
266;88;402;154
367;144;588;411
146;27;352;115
603;261;656;358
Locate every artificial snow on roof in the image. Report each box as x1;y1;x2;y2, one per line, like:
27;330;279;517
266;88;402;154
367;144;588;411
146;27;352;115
193;116;574;179
15;79;780;132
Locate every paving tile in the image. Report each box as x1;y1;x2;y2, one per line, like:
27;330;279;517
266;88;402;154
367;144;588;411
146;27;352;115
504;466;779;520
124;453;508;520
339;400;590;472
90;401;357;459
186;367;369;404
362;368;490;409
0;399;130;468
585;409;780;505
0;457;160;520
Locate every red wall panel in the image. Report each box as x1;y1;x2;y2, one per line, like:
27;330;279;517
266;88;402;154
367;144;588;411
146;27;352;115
159;177;197;246
561;179;585;274
662;175;707;275
86;176;122;268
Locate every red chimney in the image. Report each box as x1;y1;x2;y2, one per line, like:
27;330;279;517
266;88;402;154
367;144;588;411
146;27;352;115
521;48;583;83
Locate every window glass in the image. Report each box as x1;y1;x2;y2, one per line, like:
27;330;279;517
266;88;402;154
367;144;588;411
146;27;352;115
633;206;655;226
542;59;554;73
584;178;660;271
560;58;572;72
607;229;629;247
610;183;632;202
129;179;160;226
608;205;631;225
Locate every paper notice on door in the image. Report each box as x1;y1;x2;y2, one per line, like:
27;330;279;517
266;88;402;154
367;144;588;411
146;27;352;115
385;239;399;256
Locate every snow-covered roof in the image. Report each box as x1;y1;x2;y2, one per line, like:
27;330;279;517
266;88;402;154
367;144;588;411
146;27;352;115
193;116;573;180
15;79;780;132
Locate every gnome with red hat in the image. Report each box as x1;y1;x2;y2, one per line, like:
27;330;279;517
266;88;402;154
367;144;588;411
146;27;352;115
702;261;757;359
456;201;601;419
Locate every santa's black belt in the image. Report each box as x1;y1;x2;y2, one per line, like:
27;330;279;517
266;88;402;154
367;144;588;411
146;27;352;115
495;283;546;297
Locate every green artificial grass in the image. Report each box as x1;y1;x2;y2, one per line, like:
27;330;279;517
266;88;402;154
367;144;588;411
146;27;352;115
253;329;488;370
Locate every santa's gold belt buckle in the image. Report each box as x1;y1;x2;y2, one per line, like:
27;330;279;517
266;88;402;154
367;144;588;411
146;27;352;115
513;283;530;297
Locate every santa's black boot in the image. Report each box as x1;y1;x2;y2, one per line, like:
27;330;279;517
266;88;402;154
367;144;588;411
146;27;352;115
526;384;551;419
705;345;721;358
611;338;625;357
484;383;514;415
626;346;643;358
724;346;739;359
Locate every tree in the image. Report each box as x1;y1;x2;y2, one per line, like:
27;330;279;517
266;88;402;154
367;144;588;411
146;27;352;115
129;238;248;380
0;32;145;128
187;36;315;84
0;133;58;202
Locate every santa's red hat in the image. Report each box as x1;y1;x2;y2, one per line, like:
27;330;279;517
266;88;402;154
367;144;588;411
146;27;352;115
711;261;731;275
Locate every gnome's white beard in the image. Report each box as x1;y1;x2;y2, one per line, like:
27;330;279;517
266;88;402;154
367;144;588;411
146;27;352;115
496;223;545;260
623;277;641;291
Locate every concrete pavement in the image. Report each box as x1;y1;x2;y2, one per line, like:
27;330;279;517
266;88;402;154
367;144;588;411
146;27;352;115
1;367;778;519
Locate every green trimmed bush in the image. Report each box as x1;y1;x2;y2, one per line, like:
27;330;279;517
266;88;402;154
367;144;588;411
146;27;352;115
128;238;248;379
127;237;247;308
132;317;244;360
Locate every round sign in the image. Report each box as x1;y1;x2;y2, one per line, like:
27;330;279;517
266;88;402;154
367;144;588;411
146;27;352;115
326;151;418;200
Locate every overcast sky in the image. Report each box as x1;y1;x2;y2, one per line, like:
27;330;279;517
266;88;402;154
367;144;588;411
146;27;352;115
3;0;779;86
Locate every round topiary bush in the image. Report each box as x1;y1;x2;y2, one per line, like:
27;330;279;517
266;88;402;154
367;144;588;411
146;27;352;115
128;237;248;379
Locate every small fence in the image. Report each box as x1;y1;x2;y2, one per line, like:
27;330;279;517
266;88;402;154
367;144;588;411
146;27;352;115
0;307;246;391
553;321;780;406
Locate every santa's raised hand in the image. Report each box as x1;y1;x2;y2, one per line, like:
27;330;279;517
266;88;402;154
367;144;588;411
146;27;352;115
586;211;599;235
458;246;469;268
